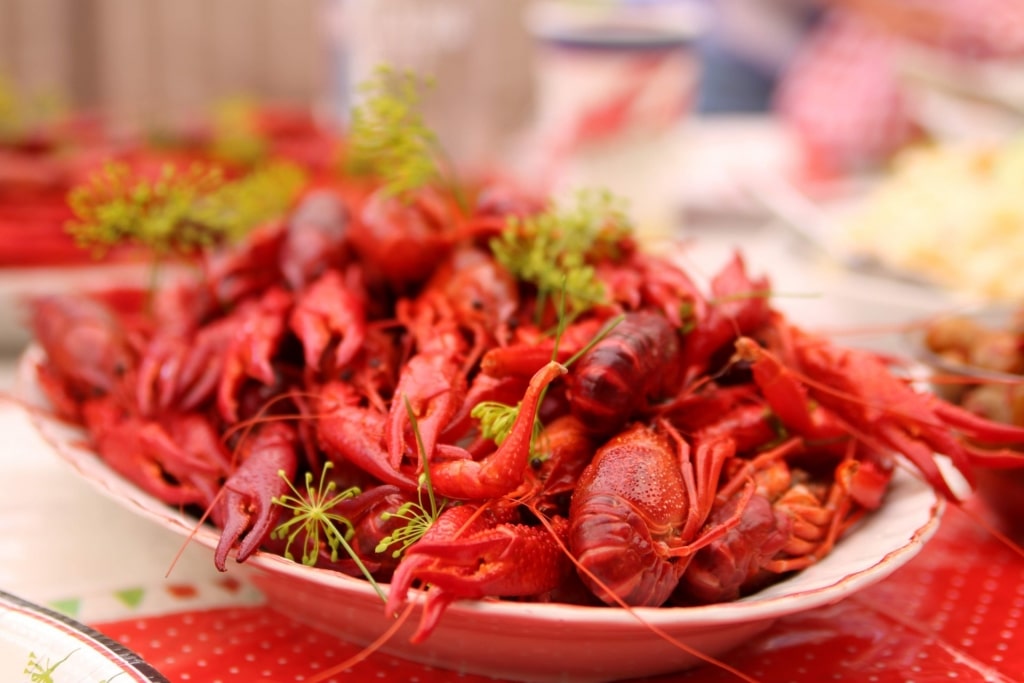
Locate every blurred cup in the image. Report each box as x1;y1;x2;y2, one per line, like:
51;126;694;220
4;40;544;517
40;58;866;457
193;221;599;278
524;0;706;241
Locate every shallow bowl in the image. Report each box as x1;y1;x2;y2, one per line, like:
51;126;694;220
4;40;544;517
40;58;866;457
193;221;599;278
907;304;1024;386
906;304;1024;537
17;346;944;683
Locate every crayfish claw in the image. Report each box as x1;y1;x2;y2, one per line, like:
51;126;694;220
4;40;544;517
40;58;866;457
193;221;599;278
213;423;299;570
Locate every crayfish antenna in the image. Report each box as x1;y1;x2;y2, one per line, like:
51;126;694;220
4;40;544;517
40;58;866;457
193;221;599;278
166;488;223;579
305;600;417;683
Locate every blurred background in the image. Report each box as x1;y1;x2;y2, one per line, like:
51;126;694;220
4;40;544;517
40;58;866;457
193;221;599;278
4;0;1023;179
0;0;708;250
0;0;323;135
0;0;543;150
2;0;1024;303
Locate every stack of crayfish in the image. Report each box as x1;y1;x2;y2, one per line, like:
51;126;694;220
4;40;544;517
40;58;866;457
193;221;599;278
26;178;1024;644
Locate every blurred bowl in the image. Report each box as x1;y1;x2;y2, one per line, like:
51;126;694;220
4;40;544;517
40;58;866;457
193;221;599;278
17;344;944;683
908;304;1024;400
907;304;1024;535
524;0;707;239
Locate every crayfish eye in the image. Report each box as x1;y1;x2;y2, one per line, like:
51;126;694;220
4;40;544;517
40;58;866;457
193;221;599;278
470;299;484;311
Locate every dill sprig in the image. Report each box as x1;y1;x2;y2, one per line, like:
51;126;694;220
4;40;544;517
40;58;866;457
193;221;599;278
374;476;444;559
270;462;361;565
343;65;467;211
0;75;21;142
490;188;633;322
471;398;548;467
345;66;441;197
196;161;308;242
270;462;388;602
470;401;523;446
66;159;307;257
67;161;224;256
374;395;445;558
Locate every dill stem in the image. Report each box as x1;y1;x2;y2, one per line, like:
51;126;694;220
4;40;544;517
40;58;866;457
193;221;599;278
336;533;387;603
564;313;624;368
403;394;439;518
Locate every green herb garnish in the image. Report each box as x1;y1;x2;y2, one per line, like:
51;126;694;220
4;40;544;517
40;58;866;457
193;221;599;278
199;161;308;240
344;65;465;210
270;462;387;601
491;188;632;322
270;462;361;565
375;395;445;558
0;74;65;144
374;473;445;559
0;75;21;142
471;400;525;447
66;159;306;257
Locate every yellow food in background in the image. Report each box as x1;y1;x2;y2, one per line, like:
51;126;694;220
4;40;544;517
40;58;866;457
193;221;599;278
841;138;1024;301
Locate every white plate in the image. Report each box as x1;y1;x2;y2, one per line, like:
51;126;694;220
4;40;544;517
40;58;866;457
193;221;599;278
0;589;168;682
16;345;945;683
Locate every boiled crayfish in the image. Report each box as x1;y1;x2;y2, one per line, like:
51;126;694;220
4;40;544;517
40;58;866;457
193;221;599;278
24;151;1024;658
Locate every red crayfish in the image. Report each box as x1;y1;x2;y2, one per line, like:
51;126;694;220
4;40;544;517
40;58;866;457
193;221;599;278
23;159;1024;676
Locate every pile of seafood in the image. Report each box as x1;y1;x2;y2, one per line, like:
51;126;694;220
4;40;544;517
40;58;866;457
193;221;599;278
25;170;1024;644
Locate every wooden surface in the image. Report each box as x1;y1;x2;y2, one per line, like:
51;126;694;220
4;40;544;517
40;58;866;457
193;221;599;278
0;0;323;136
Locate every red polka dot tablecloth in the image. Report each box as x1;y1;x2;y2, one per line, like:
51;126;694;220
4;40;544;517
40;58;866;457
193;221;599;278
87;500;1024;683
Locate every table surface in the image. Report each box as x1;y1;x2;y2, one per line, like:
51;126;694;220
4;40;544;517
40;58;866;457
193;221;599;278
2;118;1022;683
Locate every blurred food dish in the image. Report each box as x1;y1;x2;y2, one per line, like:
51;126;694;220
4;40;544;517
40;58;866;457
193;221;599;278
838;140;1024;302
912;304;1024;537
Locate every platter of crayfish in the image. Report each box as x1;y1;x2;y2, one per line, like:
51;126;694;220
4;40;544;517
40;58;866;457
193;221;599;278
17;339;942;683
17;66;1024;682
